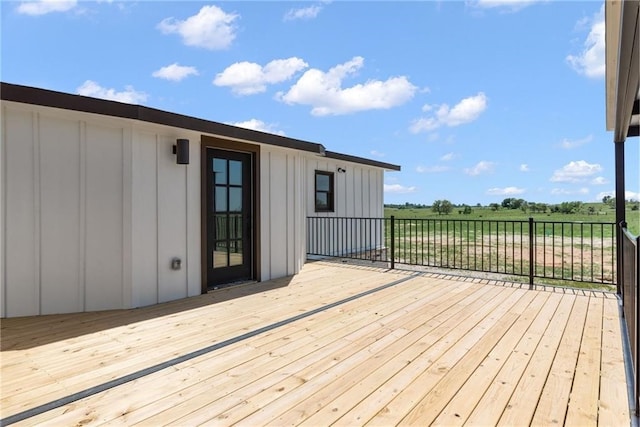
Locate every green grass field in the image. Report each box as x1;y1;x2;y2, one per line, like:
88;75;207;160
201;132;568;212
385;203;640;236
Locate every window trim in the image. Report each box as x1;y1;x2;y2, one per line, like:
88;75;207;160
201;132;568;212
314;170;335;212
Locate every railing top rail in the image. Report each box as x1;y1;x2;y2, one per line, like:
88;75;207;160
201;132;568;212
307;216;385;220
534;220;616;225
307;216;616;226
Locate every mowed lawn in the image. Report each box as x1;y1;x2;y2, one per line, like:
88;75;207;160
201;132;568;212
385;204;640;236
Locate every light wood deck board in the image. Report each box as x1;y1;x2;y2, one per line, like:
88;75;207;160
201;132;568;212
60;278;452;426
496;293;576;426
0;260;629;426
565;296;604;426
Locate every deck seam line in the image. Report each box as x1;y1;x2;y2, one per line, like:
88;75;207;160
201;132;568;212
0;272;419;426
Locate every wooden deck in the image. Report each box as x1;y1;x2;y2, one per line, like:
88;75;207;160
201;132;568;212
0;260;631;426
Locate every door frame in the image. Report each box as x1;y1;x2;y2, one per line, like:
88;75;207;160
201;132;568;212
201;136;260;292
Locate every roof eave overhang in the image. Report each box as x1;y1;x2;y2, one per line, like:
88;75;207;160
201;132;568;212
605;0;640;142
1;82;402;171
0;82;327;156
324;150;401;171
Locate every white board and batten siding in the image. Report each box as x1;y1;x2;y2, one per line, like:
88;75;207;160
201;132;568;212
259;147;306;281
306;157;384;218
305;158;385;257
1;94;392;318
130;130;201;307
1;102;201;317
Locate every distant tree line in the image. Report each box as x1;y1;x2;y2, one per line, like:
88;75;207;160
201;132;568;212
385;196;640;214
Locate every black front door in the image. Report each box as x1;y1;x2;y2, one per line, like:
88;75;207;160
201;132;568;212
206;148;253;287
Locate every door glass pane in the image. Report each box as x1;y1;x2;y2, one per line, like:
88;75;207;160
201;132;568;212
229;240;243;266
229;214;242;239
215;187;227;212
229;160;242;186
214;215;227;239
316;174;329;191
229;188;242;212
213;241;228;268
213;159;227;184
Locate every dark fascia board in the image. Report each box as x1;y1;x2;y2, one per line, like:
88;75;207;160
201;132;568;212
0;82;324;155
324;150;401;171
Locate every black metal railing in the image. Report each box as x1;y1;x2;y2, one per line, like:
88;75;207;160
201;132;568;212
306;216;617;285
620;223;640;414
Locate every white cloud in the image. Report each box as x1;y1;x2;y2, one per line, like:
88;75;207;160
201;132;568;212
566;5;605;78
214;58;308;95
370;150;385;158
416;165;450;173
597;190;640;201
410;92;488;133
158;5;239;50
473;0;545;12
440;152;456;161
591;176;609;185
551;187;590;196
17;0;77;15
384;184;418;194
228;119;285;136
284;5;322;21
520;164;530;172
486;187;525;196
559;134;593;149
464;160;495;176
550;160;602;183
276;56;417;116
76;80;147;104
152;63;199;82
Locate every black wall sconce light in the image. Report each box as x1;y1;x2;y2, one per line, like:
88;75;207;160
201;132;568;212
173;138;189;165
337;167;346;173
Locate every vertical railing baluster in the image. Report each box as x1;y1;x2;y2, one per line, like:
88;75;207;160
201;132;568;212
529;218;534;287
581;222;584;282
590;223;594;282
451;220;455;268
421;219;425;266
390;215;395;269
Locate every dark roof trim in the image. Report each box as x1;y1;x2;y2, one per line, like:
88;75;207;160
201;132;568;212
1;82;325;154
325;150;401;171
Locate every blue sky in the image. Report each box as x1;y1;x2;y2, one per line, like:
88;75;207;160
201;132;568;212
2;0;638;206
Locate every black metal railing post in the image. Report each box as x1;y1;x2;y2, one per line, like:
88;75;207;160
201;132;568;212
390;215;395;270
529;217;534;288
620;220;627;296
636;232;640;416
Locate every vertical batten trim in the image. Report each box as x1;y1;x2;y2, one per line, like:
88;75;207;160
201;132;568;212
286;153;290;275
184;144;189;297
155;134;160;303
33;111;42;315
122;126;133;309
79;121;87;312
291;155;295;274
0;106;6;317
267;151;272;277
361;168;365;217
293;155;298;273
121;129;125;307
